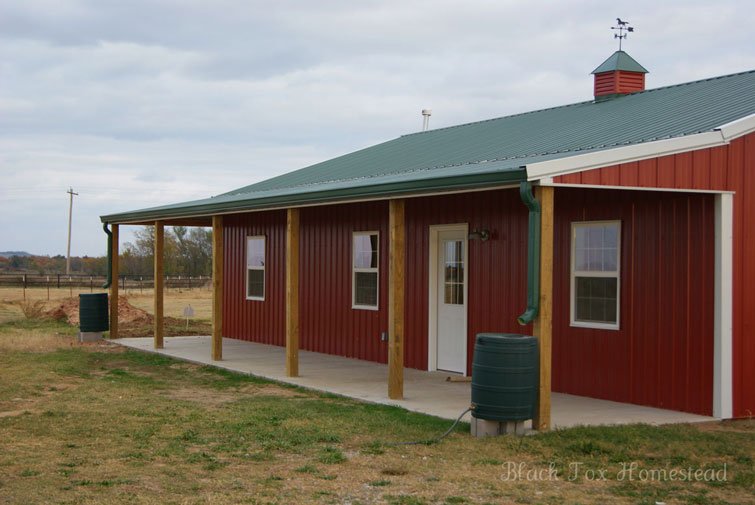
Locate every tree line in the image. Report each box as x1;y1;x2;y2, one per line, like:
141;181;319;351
0;226;212;277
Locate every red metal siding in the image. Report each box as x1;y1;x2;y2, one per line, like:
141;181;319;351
404;189;530;372
299;201;389;363
553;188;715;415
553;132;755;417
223;210;287;346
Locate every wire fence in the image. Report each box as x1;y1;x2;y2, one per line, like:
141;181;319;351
0;273;212;300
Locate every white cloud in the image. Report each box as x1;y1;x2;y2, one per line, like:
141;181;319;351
1;0;754;255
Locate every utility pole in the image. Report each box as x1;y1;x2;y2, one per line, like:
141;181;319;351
66;187;78;275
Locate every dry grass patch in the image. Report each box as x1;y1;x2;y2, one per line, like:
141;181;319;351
162;383;303;407
0;319;753;504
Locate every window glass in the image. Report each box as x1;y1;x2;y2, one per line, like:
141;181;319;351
246;236;265;300
572;222;620;328
353;232;378;308
443;239;464;305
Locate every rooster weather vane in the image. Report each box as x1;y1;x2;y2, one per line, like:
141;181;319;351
611;18;635;51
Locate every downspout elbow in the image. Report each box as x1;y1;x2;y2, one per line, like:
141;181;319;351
102;223;112;289
517;181;541;326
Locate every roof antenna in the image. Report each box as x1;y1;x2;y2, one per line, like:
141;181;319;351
611;17;635;51
421;109;432;132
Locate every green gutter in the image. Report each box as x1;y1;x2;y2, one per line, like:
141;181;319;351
517;181;540;325
100;169;526;224
102;223;112;289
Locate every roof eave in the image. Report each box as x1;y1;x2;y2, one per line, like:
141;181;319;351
526;112;755;181
100;168;527;225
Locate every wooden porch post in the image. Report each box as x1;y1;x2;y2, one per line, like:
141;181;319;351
109;224;119;339
388;199;405;399
533;186;554;431
212;215;223;361
285;208;300;377
154;221;164;349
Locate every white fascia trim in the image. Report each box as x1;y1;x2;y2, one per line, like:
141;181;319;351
526;131;726;181
527;112;755;182
717;112;755;142
713;193;734;419
540;181;735;195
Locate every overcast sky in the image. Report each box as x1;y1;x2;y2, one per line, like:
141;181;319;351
1;0;754;257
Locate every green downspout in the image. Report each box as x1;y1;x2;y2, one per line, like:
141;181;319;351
517;181;540;325
102;223;112;289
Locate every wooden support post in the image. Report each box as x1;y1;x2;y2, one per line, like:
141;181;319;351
532;186;554;431
109;224;119;339
154;221;164;349
388;199;405;399
285;208;300;377
212;216;223;361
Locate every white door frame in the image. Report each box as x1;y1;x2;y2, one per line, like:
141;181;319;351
427;223;469;373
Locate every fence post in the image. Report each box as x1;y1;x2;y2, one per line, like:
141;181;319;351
46;276;50;300
23;274;27;300
57;273;61;289
68;276;72;298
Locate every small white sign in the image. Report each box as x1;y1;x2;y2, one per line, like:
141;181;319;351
183;305;195;318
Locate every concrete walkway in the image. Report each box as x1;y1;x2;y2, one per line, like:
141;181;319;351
114;336;715;429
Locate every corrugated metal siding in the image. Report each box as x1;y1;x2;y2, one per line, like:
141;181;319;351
730;133;755;419
404;189;530;372
299;201;389;362
222;210;287;345
553;131;755;417
553;188;715;415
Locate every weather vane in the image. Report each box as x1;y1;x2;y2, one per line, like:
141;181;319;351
611;18;635;51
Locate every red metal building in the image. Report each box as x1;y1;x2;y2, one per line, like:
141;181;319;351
103;51;755;422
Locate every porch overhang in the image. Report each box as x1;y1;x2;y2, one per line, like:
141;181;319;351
99;167;527;225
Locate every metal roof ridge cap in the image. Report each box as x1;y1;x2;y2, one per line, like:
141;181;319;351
525;130;727;181
716;112;755;141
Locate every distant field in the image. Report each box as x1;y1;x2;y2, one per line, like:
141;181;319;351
0;286;212;331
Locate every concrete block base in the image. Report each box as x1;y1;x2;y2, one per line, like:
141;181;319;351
470;417;501;437
79;331;103;343
501;420;527;436
471;417;527;437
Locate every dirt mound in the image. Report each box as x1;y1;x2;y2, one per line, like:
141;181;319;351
46;297;152;326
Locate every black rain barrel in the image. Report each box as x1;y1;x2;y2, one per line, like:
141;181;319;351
79;293;109;332
471;333;538;421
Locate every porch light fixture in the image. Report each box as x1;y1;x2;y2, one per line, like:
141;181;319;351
468;228;490;242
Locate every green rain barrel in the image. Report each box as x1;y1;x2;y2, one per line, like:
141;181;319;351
471;333;538;421
79;293;109;332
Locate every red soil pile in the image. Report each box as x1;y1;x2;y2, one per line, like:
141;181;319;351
46;297;152;326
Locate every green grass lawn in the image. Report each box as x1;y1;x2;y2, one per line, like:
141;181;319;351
0;319;752;504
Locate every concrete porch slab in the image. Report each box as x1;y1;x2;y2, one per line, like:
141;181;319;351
113;336;715;429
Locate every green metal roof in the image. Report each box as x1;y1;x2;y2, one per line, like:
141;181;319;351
591;50;649;74
102;69;755;224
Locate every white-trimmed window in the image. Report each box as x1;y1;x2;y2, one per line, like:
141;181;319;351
246;236;265;300
571;221;620;329
352;231;379;310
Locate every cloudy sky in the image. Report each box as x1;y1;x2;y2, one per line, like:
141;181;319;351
1;0;754;257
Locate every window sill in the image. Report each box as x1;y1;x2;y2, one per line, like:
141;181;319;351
570;320;620;331
352;304;379;311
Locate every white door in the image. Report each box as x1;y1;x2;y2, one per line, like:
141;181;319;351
436;229;467;374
